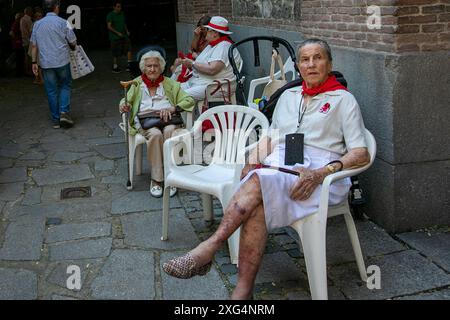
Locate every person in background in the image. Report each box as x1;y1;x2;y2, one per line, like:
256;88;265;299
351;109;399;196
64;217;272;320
31;0;77;129
119;51;195;198
107;1;132;73
29;8;44;84
169;15;211;83
177;16;242;101
9;12;24;76
20;6;33;76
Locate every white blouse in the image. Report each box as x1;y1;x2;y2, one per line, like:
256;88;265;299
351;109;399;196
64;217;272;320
138;83;172;116
269;86;367;155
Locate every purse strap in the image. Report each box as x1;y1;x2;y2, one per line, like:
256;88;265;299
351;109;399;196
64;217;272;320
202;79;232;113
269;49;286;82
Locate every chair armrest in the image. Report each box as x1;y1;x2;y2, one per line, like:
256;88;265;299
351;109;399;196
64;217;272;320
180;111;193;130
163;127;200;178
316;163;371;222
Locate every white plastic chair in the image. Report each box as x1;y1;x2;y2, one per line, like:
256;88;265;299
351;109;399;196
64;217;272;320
119;111;193;190
247;56;297;106
193;57;244;223
161;105;269;264
290;129;377;300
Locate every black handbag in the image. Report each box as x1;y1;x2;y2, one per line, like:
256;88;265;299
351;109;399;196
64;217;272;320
139;113;184;130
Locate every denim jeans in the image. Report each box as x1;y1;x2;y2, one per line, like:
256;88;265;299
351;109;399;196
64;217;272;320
42;64;72;123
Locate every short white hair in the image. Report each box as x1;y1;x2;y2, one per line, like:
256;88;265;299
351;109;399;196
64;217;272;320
139;51;166;72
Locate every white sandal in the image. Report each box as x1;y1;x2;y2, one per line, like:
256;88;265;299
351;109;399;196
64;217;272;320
169;186;177;197
150;181;163;198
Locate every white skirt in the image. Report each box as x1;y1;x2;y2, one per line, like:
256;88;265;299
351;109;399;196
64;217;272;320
239;144;351;232
180;79;209;100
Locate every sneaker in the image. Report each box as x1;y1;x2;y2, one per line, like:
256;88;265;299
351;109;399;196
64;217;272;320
169;186;177;197
112;67;121;73
150;181;163;198
60;112;74;128
126;63;131;72
52;122;60;129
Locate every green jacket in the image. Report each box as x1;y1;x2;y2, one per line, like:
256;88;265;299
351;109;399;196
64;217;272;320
120;76;195;135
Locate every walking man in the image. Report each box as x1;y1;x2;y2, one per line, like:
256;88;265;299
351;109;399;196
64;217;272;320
106;1;132;73
31;0;77;129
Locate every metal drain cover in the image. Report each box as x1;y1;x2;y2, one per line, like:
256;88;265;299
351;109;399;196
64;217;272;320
61;187;92;200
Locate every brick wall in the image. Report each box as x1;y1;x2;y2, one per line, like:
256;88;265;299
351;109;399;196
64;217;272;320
177;0;450;53
396;0;450;52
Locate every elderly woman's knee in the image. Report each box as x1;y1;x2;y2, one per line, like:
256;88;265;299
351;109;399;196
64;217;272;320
146;128;163;141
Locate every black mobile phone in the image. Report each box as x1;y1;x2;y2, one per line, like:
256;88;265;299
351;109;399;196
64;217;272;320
285;133;304;165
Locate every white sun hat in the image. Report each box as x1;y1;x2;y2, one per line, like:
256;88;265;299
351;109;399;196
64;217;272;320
204;16;233;35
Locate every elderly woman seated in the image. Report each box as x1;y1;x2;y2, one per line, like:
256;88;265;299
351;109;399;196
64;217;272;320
162;39;371;299
178;16;242;100
119;51;195;198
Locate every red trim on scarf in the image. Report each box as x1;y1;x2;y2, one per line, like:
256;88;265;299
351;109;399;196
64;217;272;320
302;75;348;96
141;74;164;89
209;36;233;47
207;22;229;32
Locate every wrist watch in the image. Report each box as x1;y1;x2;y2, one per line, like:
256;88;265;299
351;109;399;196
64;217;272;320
326;164;337;174
326;160;343;174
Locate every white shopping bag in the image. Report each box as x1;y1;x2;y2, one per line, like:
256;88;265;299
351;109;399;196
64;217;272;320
69;45;95;79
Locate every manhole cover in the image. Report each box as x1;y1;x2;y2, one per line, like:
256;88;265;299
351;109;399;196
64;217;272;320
61;187;92;200
46;218;62;226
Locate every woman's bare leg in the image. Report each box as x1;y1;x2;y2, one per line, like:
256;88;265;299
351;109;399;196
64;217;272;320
231;204;267;300
189;174;263;266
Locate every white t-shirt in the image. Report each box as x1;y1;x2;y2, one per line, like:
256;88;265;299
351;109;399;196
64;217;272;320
269;86;367;155
189;41;242;85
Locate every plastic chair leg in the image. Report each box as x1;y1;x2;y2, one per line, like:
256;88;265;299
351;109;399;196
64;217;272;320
161;186;171;241
343;211;367;282
295;218;328;300
136;143;143;176
202;193;214;222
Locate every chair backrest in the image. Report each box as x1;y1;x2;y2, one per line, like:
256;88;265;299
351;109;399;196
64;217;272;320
136;45;167;62
364;129;377;169
194;105;269;165
341;129;377;178
204;58;244;104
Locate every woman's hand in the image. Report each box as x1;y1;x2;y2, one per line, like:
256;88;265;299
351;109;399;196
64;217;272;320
160;106;176;122
240;164;259;180
181;59;194;69
170;58;182;73
193;26;202;36
289;168;325;201
119;103;131;113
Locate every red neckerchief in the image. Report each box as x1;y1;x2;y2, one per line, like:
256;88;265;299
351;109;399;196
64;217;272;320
302;75;347;96
209;36;233;47
141;74;164;89
177;52;194;83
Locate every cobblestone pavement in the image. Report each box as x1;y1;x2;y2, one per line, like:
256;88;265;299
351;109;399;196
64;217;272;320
1;50;449;300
